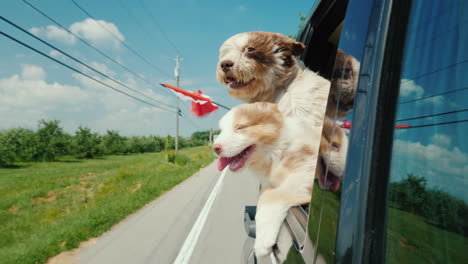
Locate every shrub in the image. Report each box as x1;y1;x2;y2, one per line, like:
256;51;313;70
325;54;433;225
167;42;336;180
73;126;103;159
175;154;190;166
389;173;468;236
34;120;68;161
101;130;126;155
0;130;17;166
167;151;176;163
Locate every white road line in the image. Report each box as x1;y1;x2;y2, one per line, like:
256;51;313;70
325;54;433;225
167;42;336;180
173;167;229;264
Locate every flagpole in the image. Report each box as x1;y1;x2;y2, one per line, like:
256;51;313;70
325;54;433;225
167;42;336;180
210;101;230;111
160;83;231;111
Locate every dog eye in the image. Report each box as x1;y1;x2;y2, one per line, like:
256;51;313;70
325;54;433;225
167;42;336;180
235;125;247;130
273;48;281;53
331;142;340;151
247;47;256;52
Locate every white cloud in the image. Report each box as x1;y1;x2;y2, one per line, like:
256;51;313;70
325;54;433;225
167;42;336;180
400;79;424;98
49;50;61;58
29;18;124;48
431;133;452;148
0;66;89;110
392;139;468;201
0;64;187;136
70;18;124;47
89;62;116;77
21;64;46;80
29;25;76;44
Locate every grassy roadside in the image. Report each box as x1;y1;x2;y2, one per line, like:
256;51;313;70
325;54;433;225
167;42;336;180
301;185;468;264
0;146;215;264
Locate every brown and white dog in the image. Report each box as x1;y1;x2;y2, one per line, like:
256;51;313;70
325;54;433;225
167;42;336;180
327;49;360;118
217;31;351;190
213;102;348;260
216;32;352;259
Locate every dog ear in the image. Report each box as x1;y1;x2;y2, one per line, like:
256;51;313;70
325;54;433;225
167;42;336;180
291;41;305;56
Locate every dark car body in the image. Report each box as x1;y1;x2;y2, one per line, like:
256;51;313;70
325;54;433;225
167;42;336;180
244;0;468;263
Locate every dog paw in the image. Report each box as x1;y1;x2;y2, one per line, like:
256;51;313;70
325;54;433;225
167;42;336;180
254;238;275;257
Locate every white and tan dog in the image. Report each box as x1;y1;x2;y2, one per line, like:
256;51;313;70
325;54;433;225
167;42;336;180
217;31;350;192
213;103;348;260
216;32;352;260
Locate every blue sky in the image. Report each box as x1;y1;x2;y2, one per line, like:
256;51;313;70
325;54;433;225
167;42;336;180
0;0;314;136
388;0;468;202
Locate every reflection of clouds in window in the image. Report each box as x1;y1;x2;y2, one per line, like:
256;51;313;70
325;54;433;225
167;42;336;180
430;133;452;148
400;79;424;99
391;138;468;202
396;85;466;123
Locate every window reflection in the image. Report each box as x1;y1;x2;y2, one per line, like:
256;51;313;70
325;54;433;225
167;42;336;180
386;0;468;263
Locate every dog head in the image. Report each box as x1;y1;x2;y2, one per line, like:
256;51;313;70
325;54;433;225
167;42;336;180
217;32;305;102
327;49;360;118
316;118;348;191
213;102;283;172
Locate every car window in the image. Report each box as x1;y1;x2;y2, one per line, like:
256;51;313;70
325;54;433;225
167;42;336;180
279;0;373;263
306;0;373;263
385;0;468;263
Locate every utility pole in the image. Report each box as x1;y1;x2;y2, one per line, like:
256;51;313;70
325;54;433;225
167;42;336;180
209;128;213;145
174;55;180;153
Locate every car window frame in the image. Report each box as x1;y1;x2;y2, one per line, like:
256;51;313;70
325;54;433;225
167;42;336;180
334;0;412;263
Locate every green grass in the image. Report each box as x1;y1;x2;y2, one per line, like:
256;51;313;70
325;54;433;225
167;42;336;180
286;184;468;263
386;208;468;263
291;184;468;264
0;146;215;264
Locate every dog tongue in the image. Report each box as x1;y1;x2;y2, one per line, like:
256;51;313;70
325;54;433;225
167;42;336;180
229;80;241;88
217;156;246;171
217;157;231;171
229;155;246;171
327;175;340;191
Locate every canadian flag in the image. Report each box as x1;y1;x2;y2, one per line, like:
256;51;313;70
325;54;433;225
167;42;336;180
160;83;220;117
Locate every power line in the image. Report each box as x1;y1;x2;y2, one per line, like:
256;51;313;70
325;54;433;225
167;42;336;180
0;31;176;113
116;0;172;56
179;100;203;131
21;0;173;98
0;16;176;110
396;109;468;122
399;86;468;104
398;119;468;129
180;113;202;131
401;59;468;84
70;0;172;78
138;0;180;55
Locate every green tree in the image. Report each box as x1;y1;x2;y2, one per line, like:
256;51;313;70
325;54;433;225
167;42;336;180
73;126;102;159
34;120;68;161
101;130;126;155
0;129;18;166
288;12;307;39
389;173;427;214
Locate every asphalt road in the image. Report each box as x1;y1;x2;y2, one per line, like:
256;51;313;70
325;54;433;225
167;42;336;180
73;161;260;264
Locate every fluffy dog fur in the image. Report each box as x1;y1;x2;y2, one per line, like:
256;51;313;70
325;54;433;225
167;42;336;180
327;49;360;118
216;32;351;260
213;103;348;260
217;31;349;190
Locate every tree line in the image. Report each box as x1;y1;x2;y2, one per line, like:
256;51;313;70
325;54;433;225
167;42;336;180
389;173;468;236
0;119;218;167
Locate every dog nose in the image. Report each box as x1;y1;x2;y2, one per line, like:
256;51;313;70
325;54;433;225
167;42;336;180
213;144;223;155
220;60;234;72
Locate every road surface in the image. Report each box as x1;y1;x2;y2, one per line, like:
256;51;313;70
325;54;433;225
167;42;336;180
69;161;259;264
